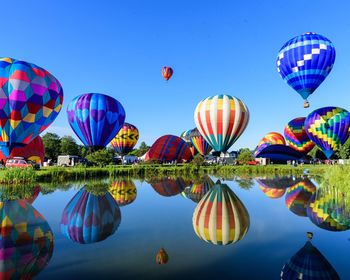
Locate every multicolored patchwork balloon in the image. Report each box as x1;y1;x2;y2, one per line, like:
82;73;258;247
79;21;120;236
189;128;212;156
110;122;139;155
277;32;336;107
109;179;137;206
285;179;316;217
254;132;286;157
0;199;54;279
281;239;340;279
284;117;315;154
182;176;214;203
161;66;173;81
60;188;121;244
194;95;249;153
192;181;250;245
147;135;193;162
67;93;125;149
304;107;350;159
0;57;63;156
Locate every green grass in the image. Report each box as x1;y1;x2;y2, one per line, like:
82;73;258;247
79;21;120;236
0;167;37;184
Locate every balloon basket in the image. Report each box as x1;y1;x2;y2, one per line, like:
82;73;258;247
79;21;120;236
304;101;310;108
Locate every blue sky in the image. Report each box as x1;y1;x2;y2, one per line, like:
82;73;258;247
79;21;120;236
3;0;350;150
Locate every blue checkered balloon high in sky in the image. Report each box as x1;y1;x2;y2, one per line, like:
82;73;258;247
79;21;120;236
277;32;336;108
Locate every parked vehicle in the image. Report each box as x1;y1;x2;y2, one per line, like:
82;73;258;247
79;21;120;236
5;157;40;169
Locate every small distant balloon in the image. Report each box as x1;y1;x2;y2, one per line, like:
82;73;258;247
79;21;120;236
156;248;169;264
162;66;173;81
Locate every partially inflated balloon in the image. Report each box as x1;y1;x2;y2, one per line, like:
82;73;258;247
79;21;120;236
0;136;45;164
277;33;336;107
281;240;340;279
60;188;121;244
0;199;54;279
189;128;212;156
193;181;250;245
161;66;173;81
194;95;249;153
305;107;350;159
285;179;316;217
67;93;125;149
147;135;193;162
0;57;63;156
254;132;285;157
109;179;137;206
110;123;139;155
284;118;315;154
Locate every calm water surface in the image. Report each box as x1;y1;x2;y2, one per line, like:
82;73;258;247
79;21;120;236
3;176;350;279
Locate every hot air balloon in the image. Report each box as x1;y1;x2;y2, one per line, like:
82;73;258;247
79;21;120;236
147;135;193;162
0;57;63;157
67;93;126;150
277;32;336;108
110;122;139;155
161;66;173;81
281;234;340;279
180;130;197;156
307;186;350;232
193;181;250;245
109;179;137;206
305;107;350;159
285;179;316;217
156;248;169;264
284;117;315;154
189;128;212;156
0;199;54;279
149;177;190;197
194;95;249;154
255;144;304;162
0;135;45;164
254;132;286;157
182;176;214;203
60;188;121;244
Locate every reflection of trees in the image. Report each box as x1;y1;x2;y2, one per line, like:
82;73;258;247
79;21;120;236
235;177;254;190
0;184;40;201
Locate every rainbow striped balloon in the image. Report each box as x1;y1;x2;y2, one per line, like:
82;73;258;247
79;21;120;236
285;179;316;217
110;123;139;155
192;181;250;245
189;128;212;156
254;132;285;157
305;107;350;158
284;117;315;154
194;95;249;153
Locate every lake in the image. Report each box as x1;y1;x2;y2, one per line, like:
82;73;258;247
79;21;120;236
1;176;349;279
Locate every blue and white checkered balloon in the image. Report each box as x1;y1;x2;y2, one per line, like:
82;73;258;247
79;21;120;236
277;32;336;104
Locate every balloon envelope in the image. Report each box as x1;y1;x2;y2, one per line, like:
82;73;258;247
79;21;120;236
189;128;212;156
60;188;121;244
305;107;350;159
162;66;173;81
254;132;286;157
281;240;340;280
193;181;250;245
0;57;63;156
194;95;249;153
0;199;54;279
284;118;315;154
110;122;139;155
147;135;193;162
109;179;137;206
277;32;336;102
255;144;304;162
67;93;126;149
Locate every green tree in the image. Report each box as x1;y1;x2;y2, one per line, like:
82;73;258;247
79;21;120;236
86;148;114;167
191;154;204;167
128;141;150;157
42;133;61;161
237;148;254;164
60;136;81;156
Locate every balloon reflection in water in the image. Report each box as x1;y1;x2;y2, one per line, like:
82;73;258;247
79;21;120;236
109;179;137;206
182;176;214;203
281;233;340;279
60;188;121;244
0;199;54;279
307;186;350;231
192;181;250;245
285;179;316;217
256;176;300;199
156;248;169;265
150;177;191;197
